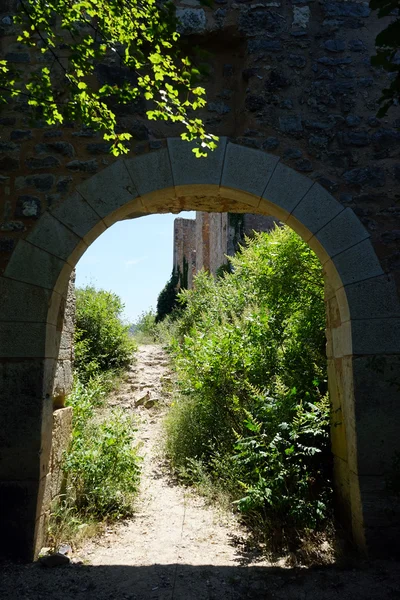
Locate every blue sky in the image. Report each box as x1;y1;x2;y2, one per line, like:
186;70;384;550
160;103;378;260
75;212;195;324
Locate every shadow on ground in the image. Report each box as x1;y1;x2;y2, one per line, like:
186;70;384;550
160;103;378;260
1;560;400;600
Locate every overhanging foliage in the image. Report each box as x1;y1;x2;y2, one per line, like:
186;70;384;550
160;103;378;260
0;0;218;156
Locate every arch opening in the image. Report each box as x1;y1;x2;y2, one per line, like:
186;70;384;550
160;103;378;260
1;139;400;560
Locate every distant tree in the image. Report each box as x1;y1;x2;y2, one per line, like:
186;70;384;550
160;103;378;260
0;0;217;156
370;0;400;117
156;269;179;322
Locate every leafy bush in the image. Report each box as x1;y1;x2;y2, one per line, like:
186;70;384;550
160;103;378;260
131;309;157;343
165;226;331;546
63;375;141;521
75;286;136;380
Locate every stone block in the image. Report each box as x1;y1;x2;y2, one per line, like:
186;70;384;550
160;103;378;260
5;239;66;291
27;211;85;266
343;275;400;320
49;192;103;242
168;137;227;196
52;360;73;405
331;238;384;286
0;322;50;358
334;285;350;323
0;359;54;466
15;195;41;218
0;480;41;560
358;475;400;529
66;159;98;173
351;318;400;355
77;160;138;223
332;320;352;357
262;162;313;220
316;207;369;258
290;183;344;237
49;407;73;498
176;8;206;34
333;456;351;521
0;277;53;324
221;143;279;206
26;156;61;170
331;412;348;463
352;355;400;475
125;148;175;205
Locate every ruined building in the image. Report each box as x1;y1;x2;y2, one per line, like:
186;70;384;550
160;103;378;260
173;212;279;288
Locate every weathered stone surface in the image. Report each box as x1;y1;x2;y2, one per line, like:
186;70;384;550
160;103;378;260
343;166;386;188
49;192;101;240
293;6;310;29
262;137;280;150
247;38;282;53
287;53;306;68
15;195;41;218
316;207;369;257
245;95;266;112
221;144;279;201
0;155;19;170
292;184;343;235
0;277;52;324
56;176;72;194
35;142;75;158
4;240;66;292
176;8;206;34
239;9;286;35
15;174;55;191
279;115;303;133
323;1;370;18
338;130;370;147
168;137;227;190
5;52;30;63
344;275;400;320
332;238;384;286
78;160;138;219
27;212;82;262
66;159;98;172
126;148;174;200
10;130;32;141
0;220;25;232
323;39;346;52
86;142;111;154
26;156;61;170
263;162;313;213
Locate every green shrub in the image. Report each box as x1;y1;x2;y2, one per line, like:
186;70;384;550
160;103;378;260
131;309;157;343
64;375;141;520
165;226;331;546
75;286;136;380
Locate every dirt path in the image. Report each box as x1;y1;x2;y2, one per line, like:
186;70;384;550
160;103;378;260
1;345;400;599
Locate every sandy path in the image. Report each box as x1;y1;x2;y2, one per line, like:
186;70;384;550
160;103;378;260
1;345;400;599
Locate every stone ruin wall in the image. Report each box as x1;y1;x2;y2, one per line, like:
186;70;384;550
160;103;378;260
174;212;279;286
42;271;76;540
173;217;197;289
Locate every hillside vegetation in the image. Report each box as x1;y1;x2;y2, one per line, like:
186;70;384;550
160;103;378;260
49;286;140;549
163;226;332;549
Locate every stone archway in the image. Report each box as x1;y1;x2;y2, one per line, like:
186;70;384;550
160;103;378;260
1;139;400;560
